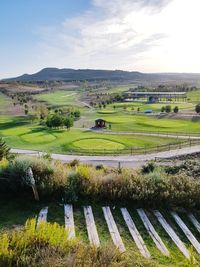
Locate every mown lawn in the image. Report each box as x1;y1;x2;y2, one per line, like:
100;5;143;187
0;115;185;153
188;90;200;102
1;196;200;266
96;113;200;133
105;101;195;112
34;89;81;107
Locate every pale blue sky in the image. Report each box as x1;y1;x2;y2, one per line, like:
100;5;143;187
1;0;200;78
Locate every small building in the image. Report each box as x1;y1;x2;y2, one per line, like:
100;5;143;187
95;119;106;128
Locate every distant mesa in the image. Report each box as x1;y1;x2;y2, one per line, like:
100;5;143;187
3;67;200;83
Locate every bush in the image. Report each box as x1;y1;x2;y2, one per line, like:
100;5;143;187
0;219;125;267
2;156;200;208
0;156;68;196
141;161;156;174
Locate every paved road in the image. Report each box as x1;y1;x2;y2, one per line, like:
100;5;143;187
11;145;200;168
91;130;200;139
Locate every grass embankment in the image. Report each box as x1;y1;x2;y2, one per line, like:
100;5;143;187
1;197;200;266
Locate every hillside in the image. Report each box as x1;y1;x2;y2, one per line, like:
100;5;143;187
4;67;200;83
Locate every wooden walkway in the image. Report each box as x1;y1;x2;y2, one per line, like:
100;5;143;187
171;211;200;254
36;206;200;259
37;207;48;225
154;210;190;259
121;208;150;258
103;206;126;252
84;206;100;247
64;204;75;239
188;213;200;233
137;209;169;256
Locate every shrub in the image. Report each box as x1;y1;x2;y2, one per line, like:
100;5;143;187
0;138;11;161
141;161;156;174
0;219;124;267
0;156;68;196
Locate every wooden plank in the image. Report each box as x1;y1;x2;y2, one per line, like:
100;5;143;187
84;206;100;247
121;208;150;258
188;213;200;234
154;210;190;259
171;211;200;254
137;209;169;256
64;204;75;239
37;207;48;225
102;206;126;252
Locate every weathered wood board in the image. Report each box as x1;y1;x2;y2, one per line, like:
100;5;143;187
154;210;190;259
137;209;169;256
102;206;126;252
64;204;75;239
171;211;200;254
84;206;100;247
121;208;150;258
37;207;48;225
188;213;200;234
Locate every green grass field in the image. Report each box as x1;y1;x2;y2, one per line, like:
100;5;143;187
106;101;195;112
95;113;200;133
34;89;82;108
0;115;183;153
188;90;200;102
1;196;200;266
1;89;200;154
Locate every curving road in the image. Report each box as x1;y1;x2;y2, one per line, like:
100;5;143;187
11;144;200;168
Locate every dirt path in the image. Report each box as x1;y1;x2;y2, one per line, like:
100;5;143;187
11;144;200;168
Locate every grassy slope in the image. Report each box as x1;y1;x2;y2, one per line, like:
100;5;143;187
1;197;200;266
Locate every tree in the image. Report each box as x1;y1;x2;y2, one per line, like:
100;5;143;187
64;116;74;130
195;104;200;114
0;138;10;160
165;105;172;113
46;114;64;128
173;106;179;113
161;106;166;112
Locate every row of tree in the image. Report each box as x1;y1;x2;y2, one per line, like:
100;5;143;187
46;114;74;129
161;104;200;114
161;105;179;113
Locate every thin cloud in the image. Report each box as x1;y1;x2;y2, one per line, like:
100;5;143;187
35;0;200;73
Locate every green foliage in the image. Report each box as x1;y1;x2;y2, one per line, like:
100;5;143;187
165;105;172;113
46;114;74;129
174;106;179;113
195;104;200;114
0;156;67;196
46;114;64;128
141;161;156;174
161;106;166;112
0;138;10;161
2;157;200;208
0;218;126;267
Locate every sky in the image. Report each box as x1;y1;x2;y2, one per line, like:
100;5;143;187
1;0;200;78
